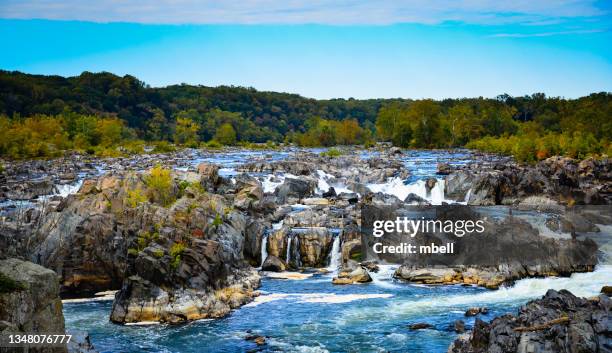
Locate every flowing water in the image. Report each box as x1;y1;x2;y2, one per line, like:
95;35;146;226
59;148;611;352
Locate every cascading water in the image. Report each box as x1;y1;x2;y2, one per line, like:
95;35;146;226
367;177;450;205
463;188;472;204
260;233;268;268
286;234;292;266
326;235;341;272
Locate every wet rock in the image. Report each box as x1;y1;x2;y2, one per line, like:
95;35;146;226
338;192;359;204
465;307;488;316
444;170;474;201
454;320;465;333
394;267;461;285
261;255;286;272
425;178;438;193
244;219;267;267
332;265;372;285
448;289;611;353
361;261;379;273
346;182;371;196
601;286;612;296
445;156;612;205
404;193;430;205
67;331;98;353
436;163;452;175
408;323;433;330
245;334;267;346
266;228;288;261
297;228;334;267
389;147;403;155
274;177;316;204
341;239;362;264
322;187;336;198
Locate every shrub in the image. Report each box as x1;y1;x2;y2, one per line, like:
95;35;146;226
134;231;159;253
203;139;222;149
152;249;165;258
125;188;147;208
152;141;176;153
212;213;223;227
320;148;343;158
145;165;175;206
169;242;187;269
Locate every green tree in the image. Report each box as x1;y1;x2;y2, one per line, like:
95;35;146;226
214;123;237;145
174;117;200;146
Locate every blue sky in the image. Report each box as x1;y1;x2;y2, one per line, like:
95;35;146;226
0;0;611;99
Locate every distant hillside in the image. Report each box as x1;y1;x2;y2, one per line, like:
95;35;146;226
0;70;387;140
0;70;610;162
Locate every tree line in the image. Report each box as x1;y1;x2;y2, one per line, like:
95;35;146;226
0;70;610;162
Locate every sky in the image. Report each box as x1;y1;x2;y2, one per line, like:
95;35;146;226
0;0;611;99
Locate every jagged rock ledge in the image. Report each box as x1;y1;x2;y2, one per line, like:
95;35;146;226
448;289;611;353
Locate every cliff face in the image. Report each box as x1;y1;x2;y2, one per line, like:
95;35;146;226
448;289;612;353
0;258;67;353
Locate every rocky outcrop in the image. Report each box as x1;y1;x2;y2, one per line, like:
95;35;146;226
104;170;261;323
296;228;334;267
332;263;372;285
261;255;286;272
445;156;612;205
274;177;317;204
363;204;599;289
448;289;612;353
2;160;263;323
0;258;67;353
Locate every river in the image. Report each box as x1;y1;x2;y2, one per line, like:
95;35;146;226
58;148;611;352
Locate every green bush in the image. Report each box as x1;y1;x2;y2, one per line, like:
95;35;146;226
125;187;147;208
145;165;175;206
320;148;343;158
152;141;176;153
169;242;187;269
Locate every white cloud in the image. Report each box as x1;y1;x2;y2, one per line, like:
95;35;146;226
0;0;607;25
489;29;604;38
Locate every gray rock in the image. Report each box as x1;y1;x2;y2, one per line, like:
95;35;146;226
0;258;68;353
274;177;316;204
448;289;612;353
261;255;286;272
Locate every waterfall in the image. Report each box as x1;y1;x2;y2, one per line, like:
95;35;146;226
327;235;341;272
260;233;268;267
286;234;292;265
430;179;445;205
464;188;472;204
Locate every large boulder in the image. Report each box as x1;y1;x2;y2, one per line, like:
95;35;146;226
261;255;286;272
233;175;264;210
0;258;67;353
332;265;372;285
274;177;316;204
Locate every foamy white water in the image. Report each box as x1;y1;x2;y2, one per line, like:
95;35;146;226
260;233;269;267
326;236;341;273
367;178;449;205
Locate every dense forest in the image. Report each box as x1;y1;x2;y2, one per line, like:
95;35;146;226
0;70;610;162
